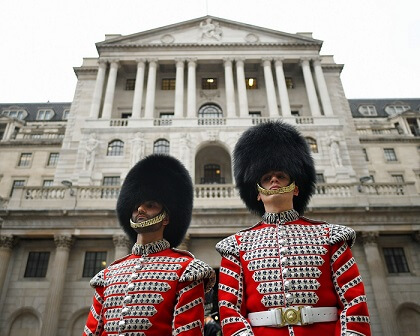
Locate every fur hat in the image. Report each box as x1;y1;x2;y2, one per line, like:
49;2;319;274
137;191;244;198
117;154;193;247
233;121;316;216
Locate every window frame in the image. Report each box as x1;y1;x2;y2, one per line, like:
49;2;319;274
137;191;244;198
384;148;398;162
383;247;410;274
125;79;136;91
153;139;170;155
47;152;60;167
18;153;33;167
107;140;124;156
36;109;55;121
161;78;176;90
82;251;108;278
10;179;25;196
201;78;218;90
245;77;258;90
306;137;318;153
24;251;50;278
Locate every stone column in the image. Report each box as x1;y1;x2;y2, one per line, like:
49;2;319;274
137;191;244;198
0;235;16;296
262;58;279;117
174;58;185;118
113;234;132;260
89;60;107;118
187;58;197;118
41;234;73;336
300;58;321;116
132;59;146;119
274;58;292;117
313;58;334;116
144;59;158;119
224;58;236;118
362;232;400;336
101;59;119;119
235;58;249;117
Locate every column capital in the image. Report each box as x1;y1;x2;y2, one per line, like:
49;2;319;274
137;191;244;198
54;234;73;249
312;57;322;65
108;58;120;65
361;231;379;245
273;57;285;64
0;235;16;249
97;58;108;65
300;57;312;64
223;57;234;64
147;58;158;65
135;58;146;64
261;57;273;66
113;234;132;249
187;58;197;66
174;57;186;64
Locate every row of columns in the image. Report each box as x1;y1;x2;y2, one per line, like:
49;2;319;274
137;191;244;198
89;57;334;120
0;234;131;336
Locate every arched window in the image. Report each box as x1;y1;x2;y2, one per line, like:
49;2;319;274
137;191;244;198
107;140;124;156
153;139;169;155
202;163;224;184
198;104;223;118
306;137;318;153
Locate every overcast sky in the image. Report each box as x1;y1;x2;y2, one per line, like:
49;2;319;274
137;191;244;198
0;0;418;103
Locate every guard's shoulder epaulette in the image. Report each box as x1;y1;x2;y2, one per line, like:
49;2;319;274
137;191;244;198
328;223;356;248
89;269;105;288
179;258;216;293
171;247;195;259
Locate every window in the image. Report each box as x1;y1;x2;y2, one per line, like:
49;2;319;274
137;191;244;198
83;251;107;277
102;176;120;198
160;113;174;119
153;139;170;155
10;180;25;196
249;111;261;117
291;110;300;116
383;247;409;273
358;105;377;116
161;78;176;90
198;104;223;118
47;153;59;166
43;180;53;187
285;77;294;89
384;148;397;162
121;113;132;119
202;164;224;184
385;104;410;116
2;109;26;119
407;118;419;136
126;79;136;90
245;78;258;89
0;124;6;140
18;153;32;167
107;140;124;156
202;78;218;90
316;173;325;183
362;148;369;161
62;109;70;120
103;176;120;186
36;109;54;120
391;174;404;183
24;252;50;277
306;137;318;153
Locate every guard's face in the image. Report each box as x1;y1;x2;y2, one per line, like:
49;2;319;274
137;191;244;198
131;201;164;223
259;171;292;190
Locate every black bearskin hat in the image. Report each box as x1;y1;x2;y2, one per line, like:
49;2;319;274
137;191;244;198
117;154;193;247
233;121;316;216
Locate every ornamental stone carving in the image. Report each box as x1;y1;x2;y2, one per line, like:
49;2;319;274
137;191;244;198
199;18;222;41
361;231;379;245
0;235;16;249
245;33;259;43
113;234;131;249
160;34;175;44
54;234;73;249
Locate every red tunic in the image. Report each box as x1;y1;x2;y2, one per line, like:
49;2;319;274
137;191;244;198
216;210;371;336
83;239;215;336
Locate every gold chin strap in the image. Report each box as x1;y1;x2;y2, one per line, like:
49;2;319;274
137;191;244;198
130;211;167;229
257;181;296;195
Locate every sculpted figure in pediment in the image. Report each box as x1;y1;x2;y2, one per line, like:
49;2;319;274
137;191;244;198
200;18;222;41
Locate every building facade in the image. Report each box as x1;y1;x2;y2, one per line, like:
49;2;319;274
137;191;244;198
0;16;419;336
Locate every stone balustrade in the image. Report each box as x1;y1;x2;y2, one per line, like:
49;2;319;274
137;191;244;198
4;182;418;211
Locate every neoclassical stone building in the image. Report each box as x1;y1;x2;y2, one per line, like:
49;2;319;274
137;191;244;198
0;16;419;336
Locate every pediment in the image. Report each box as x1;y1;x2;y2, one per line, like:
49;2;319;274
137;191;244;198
97;16;322;48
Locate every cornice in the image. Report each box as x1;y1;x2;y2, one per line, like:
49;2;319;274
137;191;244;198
358;136;420;143
97;42;321;50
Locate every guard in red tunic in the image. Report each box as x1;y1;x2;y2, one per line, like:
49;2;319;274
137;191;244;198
216;122;371;336
84;154;215;336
